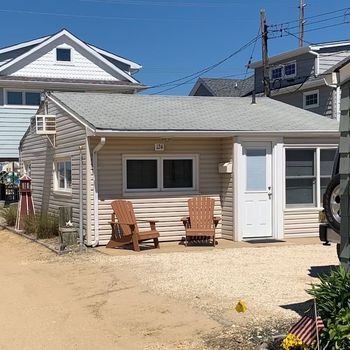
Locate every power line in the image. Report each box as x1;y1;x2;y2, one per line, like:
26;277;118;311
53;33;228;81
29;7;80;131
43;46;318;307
149;34;261;94
0;8;199;22
271;6;350;27
80;0;246;8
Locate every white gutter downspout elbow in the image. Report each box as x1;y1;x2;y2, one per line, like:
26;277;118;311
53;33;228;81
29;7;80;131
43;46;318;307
91;137;106;247
323;72;340;120
309;51;319;76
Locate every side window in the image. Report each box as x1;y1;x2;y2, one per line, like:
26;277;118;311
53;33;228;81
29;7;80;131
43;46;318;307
303;90;319;109
55;159;72;191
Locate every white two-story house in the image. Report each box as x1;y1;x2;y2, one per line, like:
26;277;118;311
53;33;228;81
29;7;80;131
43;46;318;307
0;29;145;163
249;40;350;120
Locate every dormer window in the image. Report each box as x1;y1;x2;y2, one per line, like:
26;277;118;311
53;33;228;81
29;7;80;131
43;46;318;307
56;48;71;62
284;62;296;78
271;67;283;80
270;61;297;80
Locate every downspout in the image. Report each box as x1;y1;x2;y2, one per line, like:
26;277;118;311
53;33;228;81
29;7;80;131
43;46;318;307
79;145;84;251
90;137;106;247
309;51;319;77
323;71;340;120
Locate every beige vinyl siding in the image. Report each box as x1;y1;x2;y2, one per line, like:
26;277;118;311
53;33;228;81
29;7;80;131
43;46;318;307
91;137;224;244
20;100;88;234
284;209;320;237
220;137;234;240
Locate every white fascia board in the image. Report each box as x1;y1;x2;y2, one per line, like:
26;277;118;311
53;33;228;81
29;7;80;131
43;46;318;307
91;129;339;138
0;78;147;91
310;41;350;50
47;94;95;134
0;29;139;84
0;36;50;54
88;44;142;71
248;46;311;68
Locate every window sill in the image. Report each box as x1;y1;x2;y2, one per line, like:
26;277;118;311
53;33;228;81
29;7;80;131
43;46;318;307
54;62;75;66
3;105;40;109
304;104;319;109
284;207;322;212
123;190;200;198
53;190;72;198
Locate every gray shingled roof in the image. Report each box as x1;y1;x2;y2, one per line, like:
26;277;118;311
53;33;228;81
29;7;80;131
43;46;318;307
50;92;339;133
192;76;254;97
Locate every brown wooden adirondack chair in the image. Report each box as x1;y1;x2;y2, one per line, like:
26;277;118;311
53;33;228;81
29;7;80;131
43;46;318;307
181;196;221;246
106;200;160;252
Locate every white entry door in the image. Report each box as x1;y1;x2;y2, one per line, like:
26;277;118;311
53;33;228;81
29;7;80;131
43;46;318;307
242;142;272;239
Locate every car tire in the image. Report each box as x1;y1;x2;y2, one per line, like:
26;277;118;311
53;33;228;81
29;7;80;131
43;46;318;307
323;173;341;233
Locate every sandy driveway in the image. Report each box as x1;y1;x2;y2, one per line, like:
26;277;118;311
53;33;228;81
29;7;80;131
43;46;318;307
0;228;339;350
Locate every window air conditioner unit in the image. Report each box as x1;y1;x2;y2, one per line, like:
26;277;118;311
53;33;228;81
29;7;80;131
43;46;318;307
35;115;56;134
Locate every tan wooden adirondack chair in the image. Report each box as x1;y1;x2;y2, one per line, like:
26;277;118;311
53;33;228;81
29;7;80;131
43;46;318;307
106;200;160;252
181;196;221;246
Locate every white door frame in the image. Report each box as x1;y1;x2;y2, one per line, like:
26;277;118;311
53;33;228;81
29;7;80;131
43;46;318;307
233;136;284;241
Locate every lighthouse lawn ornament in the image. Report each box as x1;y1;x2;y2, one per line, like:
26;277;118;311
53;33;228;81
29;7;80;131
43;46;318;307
15;175;35;230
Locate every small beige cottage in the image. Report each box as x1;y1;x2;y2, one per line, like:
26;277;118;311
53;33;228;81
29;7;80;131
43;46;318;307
19;92;339;246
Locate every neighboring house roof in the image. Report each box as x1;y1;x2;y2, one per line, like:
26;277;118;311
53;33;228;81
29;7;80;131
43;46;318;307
0;29;142;84
47;91;339;134
189;76;254;97
249;40;350;68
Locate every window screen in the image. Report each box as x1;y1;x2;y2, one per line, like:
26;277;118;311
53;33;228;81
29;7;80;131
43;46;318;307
126;159;158;189
163;159;193;188
286;149;315;206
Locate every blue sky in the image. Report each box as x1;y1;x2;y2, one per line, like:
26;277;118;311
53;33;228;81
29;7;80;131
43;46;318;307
1;0;349;95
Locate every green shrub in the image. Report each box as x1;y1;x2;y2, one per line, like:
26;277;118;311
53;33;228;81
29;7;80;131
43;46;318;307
24;212;59;239
0;205;18;226
308;266;350;349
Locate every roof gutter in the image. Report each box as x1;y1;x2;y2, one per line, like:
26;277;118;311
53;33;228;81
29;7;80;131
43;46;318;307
89;137;106;247
0;78;147;91
89;129;339;138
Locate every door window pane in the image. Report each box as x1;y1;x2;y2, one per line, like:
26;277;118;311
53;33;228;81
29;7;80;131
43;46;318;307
25;92;41;106
246;149;266;191
7;91;23;105
126;159;157;189
163;159;193;188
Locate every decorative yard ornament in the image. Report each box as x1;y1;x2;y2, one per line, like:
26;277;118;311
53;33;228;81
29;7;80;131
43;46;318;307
15;175;35;230
339;86;350;269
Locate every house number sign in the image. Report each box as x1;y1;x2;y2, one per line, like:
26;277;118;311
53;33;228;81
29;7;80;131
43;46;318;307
154;143;165;151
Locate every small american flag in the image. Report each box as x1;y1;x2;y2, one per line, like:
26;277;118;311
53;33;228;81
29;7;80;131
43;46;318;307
289;313;325;346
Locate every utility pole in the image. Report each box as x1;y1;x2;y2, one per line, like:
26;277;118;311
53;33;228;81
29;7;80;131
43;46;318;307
260;9;270;97
299;0;305;47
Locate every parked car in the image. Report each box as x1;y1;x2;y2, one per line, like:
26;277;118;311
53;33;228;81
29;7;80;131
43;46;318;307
319;149;341;257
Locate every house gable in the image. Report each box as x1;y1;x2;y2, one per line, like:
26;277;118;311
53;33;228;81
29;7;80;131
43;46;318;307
0;30;139;84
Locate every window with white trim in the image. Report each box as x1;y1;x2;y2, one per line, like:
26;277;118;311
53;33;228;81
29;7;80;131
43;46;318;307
55;159;72;191
303;90;319;109
270;61;297;80
56;48;71;62
284;62;296;78
124;156;197;192
271;66;283;80
285;148;336;208
6;90;41;106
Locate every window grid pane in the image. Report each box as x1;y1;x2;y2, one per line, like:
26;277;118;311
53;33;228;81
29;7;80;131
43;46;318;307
126;159;158;189
163;159;193;188
285;63;296;76
7;91;23;105
56;48;71;61
25;92;41;106
58;162;65;189
272;67;282;79
305;93;318;106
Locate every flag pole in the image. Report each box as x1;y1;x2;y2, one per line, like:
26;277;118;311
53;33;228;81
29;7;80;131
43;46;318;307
314;298;320;350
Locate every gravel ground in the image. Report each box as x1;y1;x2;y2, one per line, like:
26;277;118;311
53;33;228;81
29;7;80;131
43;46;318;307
89;243;339;326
